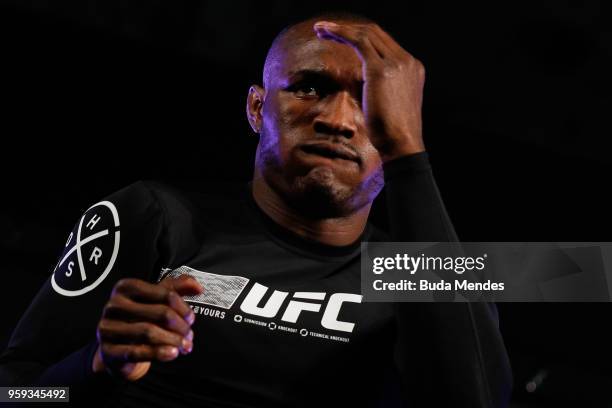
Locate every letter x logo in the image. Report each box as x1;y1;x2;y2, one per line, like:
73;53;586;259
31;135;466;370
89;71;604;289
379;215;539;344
52;201;120;297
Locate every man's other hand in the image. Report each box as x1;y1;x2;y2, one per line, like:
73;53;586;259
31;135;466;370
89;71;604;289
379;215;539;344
314;21;426;162
92;275;203;381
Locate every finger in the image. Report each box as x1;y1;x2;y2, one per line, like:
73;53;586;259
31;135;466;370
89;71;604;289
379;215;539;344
160;276;203;322
114;278;173;304
168;291;196;325
98;320;190;352
342;23;396;58
103;295;193;336
313;21;382;62
160;274;204;297
102;343;179;363
369;23;406;57
113;278;198;324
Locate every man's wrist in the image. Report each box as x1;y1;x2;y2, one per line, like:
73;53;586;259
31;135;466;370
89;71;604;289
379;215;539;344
377;137;425;163
382;151;431;182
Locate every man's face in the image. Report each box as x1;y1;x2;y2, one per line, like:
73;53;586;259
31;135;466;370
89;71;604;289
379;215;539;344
249;21;384;218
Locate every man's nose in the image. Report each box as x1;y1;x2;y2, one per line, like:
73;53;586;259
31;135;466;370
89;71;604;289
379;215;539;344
313;91;358;139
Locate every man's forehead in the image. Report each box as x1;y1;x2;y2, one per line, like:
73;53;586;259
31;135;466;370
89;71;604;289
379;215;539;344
265;21;363;86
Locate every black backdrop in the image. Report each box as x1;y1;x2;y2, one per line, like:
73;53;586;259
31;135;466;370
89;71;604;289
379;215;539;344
1;1;611;406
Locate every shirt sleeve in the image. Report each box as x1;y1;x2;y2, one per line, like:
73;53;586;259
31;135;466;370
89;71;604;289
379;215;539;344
0;181;167;402
383;152;513;408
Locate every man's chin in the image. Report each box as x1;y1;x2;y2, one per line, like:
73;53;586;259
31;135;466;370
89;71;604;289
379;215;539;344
290;167;356;219
299;165;338;187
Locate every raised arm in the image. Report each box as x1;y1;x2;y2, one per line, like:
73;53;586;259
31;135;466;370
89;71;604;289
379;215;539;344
314;20;512;407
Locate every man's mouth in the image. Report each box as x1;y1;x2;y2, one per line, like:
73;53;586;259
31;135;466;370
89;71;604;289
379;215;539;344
300;142;360;163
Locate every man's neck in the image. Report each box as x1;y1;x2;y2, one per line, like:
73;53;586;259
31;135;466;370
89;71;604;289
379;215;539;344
251;176;370;247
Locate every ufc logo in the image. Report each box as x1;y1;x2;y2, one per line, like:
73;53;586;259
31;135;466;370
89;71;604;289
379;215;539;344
239;283;362;333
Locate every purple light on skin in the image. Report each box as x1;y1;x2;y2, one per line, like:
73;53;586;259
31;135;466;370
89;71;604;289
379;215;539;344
354;163;384;204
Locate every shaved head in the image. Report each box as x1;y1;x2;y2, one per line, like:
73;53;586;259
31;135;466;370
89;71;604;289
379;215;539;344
263;12;374;89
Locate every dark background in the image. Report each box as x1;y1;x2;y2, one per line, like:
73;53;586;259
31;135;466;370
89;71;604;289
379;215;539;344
0;1;610;406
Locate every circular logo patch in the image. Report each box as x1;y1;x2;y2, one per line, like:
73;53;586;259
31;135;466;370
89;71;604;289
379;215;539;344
51;201;120;297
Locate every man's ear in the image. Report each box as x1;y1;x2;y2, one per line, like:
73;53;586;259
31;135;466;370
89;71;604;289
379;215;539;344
246;85;265;134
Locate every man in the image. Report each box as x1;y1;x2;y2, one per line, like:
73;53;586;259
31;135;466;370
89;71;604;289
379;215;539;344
0;12;511;407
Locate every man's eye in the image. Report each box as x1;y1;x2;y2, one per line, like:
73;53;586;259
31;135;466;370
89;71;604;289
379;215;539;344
294;85;319;98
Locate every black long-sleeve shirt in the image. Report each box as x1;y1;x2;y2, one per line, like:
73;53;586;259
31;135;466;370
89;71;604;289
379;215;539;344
0;152;512;407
